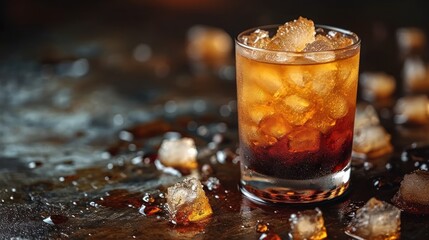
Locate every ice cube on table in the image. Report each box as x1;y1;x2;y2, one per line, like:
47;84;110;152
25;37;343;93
360;72;396;100
402;57;429;93
392;170;429;215
166;177;213;224
353;125;393;159
396;27;426;55
267;16;315;52
394;95;429;125
354;104;380;130
289;208;327;240
158;138;198;170
346;198;401;240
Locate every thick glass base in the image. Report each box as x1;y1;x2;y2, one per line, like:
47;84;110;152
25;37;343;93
240;162;350;204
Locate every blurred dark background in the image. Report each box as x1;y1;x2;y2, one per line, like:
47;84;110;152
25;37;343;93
0;0;428;99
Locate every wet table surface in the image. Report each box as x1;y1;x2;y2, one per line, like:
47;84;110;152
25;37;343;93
1;1;429;239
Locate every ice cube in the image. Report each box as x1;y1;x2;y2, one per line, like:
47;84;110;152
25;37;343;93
360;72;396;100
288;127;320;153
258;114;293;139
311;74;336;96
326;30;355;49
289;208;327;240
241;83;271;105
346;198;401;240
247;105;275;124
186;25;232;69
284;95;311;113
354;104;380;130
166;177;213;224
394;95;429;124
247;64;283;95
403;57;429;93
392;170;429;214
396;27;426;56
353;125;393;159
158;138;198;170
326;95;349;119
303;35;335;62
242;29;271;49
267;16;315;52
282;95;315;125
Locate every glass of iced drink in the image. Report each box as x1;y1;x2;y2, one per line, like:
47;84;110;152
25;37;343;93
236;17;360;203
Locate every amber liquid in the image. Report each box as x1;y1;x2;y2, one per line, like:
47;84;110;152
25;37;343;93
236;51;360;180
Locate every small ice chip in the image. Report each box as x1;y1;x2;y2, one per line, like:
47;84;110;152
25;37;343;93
289;208;327;240
346;198;401;240
158;137;198;170
166;177;213;225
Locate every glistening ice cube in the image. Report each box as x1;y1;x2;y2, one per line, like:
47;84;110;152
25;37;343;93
392;170;429;215
158;138;198;170
289;208;327;240
166;177;213;225
346;198;401;240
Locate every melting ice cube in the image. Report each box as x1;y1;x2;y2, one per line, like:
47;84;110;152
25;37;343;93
158;138;198;170
360;72;396;101
289;208;327;240
346;198;401;240
402;57;429;93
354;104;380;130
288;127;320;153
166;177;213;225
353;125;393;159
303;35;335;62
353;104;392;159
394;95;429;125
393;170;429;215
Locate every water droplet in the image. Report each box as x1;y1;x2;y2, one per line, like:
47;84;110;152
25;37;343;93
256;222;270;233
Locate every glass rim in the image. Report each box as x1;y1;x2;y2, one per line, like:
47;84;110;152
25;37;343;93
236;24;361;55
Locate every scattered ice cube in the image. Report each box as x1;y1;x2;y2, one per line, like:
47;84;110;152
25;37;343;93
166;177;213;224
392;170;429;214
158;138;198;170
360;72;396;100
267;16;315;52
353;104;392;159
394;95;429;124
353;125;393;159
354;104;380;130
288;127;320;152
397;28;426;56
402;57;429;93
186;25;232;70
289;208;327;240
346;198;401;240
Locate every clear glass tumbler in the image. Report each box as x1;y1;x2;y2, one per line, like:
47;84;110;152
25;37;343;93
236;24;360;203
